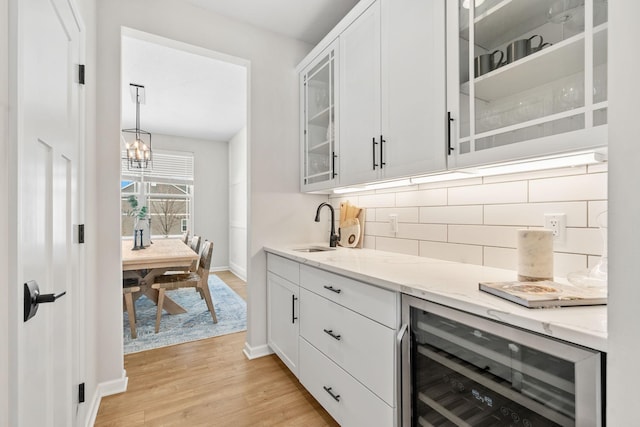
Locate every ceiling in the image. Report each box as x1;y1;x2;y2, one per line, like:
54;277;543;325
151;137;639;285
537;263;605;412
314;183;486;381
121;0;359;142
121;36;247;142
182;0;360;45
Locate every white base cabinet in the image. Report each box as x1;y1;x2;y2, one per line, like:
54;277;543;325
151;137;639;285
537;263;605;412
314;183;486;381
267;255;300;376
267;253;400;426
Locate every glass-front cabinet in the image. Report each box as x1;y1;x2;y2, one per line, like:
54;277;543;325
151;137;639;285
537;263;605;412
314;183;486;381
447;0;608;168
301;41;339;192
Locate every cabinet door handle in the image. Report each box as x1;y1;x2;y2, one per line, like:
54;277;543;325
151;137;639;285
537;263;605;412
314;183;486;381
323;285;341;294
380;134;385;168
291;295;298;324
332;151;337;178
447;111;455;155
323;329;341;340
372;137;378;170
323;386;341;402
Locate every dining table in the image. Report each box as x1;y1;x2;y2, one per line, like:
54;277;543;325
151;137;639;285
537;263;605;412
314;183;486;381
122;238;199;315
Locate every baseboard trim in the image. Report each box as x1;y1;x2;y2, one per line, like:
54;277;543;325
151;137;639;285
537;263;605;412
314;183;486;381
229;260;247;281
209;265;229;273
85;370;128;427
243;342;273;360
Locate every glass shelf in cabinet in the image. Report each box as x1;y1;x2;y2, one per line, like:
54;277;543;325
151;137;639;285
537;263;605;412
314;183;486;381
460;0;553;50
471;33;585;102
308;140;331;154
308;106;332;125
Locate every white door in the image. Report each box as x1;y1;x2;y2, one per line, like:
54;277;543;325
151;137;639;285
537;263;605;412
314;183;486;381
10;0;84;425
339;0;381;186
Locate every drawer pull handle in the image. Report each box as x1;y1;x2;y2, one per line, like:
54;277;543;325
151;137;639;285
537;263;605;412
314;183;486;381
323;329;341;341
292;295;298;324
323;386;341;402
323;285;341;294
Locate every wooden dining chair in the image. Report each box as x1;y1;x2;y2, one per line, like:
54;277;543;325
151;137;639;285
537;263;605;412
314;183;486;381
151;240;217;333
181;230;189;245
122;278;141;339
190;235;201;254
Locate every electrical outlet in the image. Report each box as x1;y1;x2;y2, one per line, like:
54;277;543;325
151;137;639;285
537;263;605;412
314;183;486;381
389;214;398;234
544;213;566;243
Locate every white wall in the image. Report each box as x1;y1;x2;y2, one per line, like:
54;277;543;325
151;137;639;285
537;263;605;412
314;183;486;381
96;0;326;385
607;2;640;423
229;127;247;280
152;133;229;269
329;165;608;278
1;0;9;423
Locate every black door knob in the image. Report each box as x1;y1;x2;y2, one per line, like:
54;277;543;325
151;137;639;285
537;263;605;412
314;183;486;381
24;280;66;322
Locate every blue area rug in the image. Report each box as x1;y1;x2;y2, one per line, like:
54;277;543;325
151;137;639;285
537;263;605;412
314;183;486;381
123;274;247;354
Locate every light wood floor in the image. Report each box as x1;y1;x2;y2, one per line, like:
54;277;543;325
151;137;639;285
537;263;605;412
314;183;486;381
95;271;338;427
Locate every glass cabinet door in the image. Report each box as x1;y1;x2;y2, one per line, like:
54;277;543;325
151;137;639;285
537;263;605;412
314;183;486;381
302;42;338;190
452;0;608;168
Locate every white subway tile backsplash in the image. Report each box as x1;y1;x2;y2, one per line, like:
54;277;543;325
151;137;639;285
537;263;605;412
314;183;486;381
529;173;607;202
562;228;605;255
448;181;528;205
395;188;447;207
419;205;483;225
483;247;518;271
484;202;587;227
363;235;376;249
588;201;608;227
366;222;395;238
554;253;588;278
358;193;396;208
375;237;419;256
396;223;447;242
327;167;607;271
375;207;419;223
420;241;483;265
448;225;520;248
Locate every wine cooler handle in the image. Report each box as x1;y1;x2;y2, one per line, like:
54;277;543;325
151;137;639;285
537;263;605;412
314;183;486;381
396;324;409;427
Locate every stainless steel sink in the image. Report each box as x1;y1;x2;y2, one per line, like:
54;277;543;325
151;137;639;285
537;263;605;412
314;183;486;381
292;246;336;253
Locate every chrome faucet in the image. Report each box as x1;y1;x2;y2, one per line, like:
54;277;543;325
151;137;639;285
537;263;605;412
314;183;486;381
315;202;339;247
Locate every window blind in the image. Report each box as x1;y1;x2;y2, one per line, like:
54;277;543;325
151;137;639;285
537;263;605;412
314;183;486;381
122;149;195;185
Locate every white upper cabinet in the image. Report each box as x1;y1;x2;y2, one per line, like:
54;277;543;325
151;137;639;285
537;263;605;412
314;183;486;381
447;0;608;168
339;0;447;187
338;1;382;186
380;0;447;179
301;41;339;192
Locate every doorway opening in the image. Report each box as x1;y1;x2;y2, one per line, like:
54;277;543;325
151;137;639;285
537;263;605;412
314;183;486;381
120;28;249;352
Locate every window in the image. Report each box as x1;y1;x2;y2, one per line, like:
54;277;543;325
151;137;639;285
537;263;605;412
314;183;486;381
121;150;194;238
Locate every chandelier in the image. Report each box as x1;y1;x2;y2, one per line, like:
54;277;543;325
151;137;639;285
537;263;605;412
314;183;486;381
122;83;152;169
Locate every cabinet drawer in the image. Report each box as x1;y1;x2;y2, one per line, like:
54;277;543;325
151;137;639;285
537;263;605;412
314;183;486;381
267;253;299;284
299;338;394;427
300;264;397;328
300;288;395;405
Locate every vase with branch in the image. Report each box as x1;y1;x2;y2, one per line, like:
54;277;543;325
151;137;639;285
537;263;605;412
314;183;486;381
126;195;150;249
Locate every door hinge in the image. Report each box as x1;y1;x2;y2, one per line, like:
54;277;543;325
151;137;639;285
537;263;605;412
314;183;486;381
78;64;85;85
78;383;85;403
76;224;85;244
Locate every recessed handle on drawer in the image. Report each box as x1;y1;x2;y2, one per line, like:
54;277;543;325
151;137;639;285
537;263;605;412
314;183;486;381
323;386;341;402
323;329;341;341
323;285;341;294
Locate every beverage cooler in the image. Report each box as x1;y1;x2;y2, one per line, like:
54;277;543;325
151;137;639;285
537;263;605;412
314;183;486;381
400;295;604;426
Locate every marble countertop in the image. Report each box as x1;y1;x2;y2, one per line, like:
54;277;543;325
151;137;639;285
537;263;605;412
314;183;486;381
264;245;607;352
